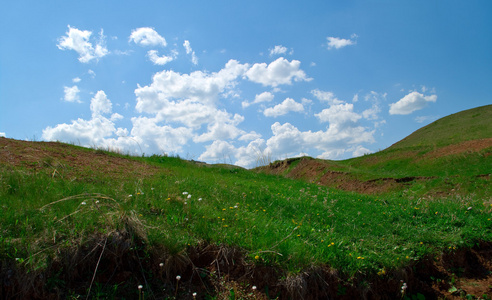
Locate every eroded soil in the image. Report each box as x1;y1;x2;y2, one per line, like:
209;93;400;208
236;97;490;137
0;137;159;180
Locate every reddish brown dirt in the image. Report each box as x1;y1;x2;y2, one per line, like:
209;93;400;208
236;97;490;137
0;137;159;180
422;137;492;159
3;233;492;299
260;138;492;196
260;158;412;195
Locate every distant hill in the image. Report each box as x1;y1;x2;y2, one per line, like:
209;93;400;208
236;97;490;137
258;105;492;197
388;104;492;149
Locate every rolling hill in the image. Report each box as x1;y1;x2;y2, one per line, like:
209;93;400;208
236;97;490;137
258;104;492;198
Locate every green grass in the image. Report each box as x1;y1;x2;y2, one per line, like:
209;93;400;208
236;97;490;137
1;150;491;281
388;104;492;149
259;105;492;201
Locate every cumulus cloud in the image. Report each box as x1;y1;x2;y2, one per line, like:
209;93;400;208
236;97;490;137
352;145;372;157
311;89;343;105
315;103;361;125
326;34;357;50
43;91;192;155
263;98;304;117
129;27;167;47
197;89;375;166
238;131;262;141
57;25;109;63
193;113;245;142
270;45;292;56
128;116;193;153
198;138;269;168
90;91;112;117
63;85;81;103
43;91;120;146
147;49;177;65
134;59;251;144
72;77;81;83
198;140;237;163
242;91;274;108
245;57;311;87
389;91;437;115
183;40;198;65
0;132;5;138
135;59;249;112
265;120;374;161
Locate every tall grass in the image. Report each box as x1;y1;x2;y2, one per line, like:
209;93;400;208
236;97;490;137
1;153;491;280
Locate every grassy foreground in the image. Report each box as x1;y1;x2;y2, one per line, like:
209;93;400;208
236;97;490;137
1;138;491;299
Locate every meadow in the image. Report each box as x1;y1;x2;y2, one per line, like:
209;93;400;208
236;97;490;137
1;137;491;299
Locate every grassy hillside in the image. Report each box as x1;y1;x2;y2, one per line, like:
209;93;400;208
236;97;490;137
388;104;492;149
260;105;492;198
1;123;492;298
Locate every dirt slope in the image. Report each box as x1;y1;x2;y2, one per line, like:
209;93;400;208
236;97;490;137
0;137;159;180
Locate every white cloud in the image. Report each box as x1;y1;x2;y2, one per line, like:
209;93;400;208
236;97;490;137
198;140;237;163
63;85;81;103
43;90;193;155
183;40;198;65
88;69;96;78
263;98;304;117
90;91;112;117
128;116;193;153
315;103;361;125
129;27;167;47
352;145;372;157
238;131;262;141
362;106;380;120
415;115;438;124
245;57;311;87
389;91;437;115
147;49;177;65
72;77;81;83
265;120;374;161
57;25;109;63
326;35;357;50
361;92;385;120
242;91;274;108
135;59;249;113
0;132;5;138
198;138;269;168
269;45;291;56
193;112;245;142
260;91;375;161
134;59;250;144
311;89;343;105
43;91;118;146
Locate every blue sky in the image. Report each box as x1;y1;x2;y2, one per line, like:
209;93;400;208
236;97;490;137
1;1;491;167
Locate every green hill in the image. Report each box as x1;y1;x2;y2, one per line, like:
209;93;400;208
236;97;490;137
389;104;492;149
259;105;492;197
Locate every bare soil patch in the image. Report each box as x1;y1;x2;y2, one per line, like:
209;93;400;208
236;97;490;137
0;137;159;180
261;158;415;195
422;138;492;159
